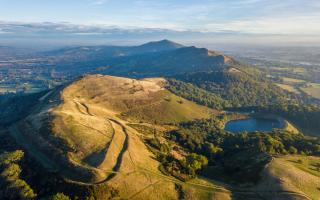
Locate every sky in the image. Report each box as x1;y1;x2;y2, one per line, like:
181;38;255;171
0;0;320;47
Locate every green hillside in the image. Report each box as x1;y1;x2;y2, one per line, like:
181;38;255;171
171;67;299;108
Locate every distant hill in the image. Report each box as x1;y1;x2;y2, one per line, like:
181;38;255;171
45;39;183;58
131;39;184;53
0;46;33;59
104;46;235;76
42;40;234;76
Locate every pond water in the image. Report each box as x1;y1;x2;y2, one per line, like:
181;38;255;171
224;117;285;133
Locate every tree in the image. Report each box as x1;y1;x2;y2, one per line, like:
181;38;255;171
0;150;37;200
0;150;24;165
51;193;71;200
185;153;208;173
1;163;21;180
288;146;298;154
204;142;223;160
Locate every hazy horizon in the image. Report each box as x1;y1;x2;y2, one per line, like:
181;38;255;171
0;21;320;49
1;0;320;49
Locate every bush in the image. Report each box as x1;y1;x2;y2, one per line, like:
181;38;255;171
51;193;71;200
0;150;24;165
184;153;208;172
288;146;298;154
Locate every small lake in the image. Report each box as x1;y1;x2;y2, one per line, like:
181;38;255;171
224;117;285;133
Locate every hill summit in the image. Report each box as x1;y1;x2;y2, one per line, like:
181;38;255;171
135;39;184;52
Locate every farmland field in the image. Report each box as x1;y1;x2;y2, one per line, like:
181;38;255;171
301;83;320;99
282;77;306;84
276;83;300;94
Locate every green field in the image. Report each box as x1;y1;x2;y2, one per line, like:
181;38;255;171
301;83;320;99
0;84;45;94
0;86;16;93
282;77;306;84
270;67;305;74
276;83;300;94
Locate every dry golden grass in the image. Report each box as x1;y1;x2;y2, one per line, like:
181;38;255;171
181;185;231;200
284;120;300;134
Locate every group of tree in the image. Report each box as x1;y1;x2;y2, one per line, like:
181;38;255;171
146;136;208;181
0;150;36;199
168;68;307;109
166;79;227;109
255;104;320;136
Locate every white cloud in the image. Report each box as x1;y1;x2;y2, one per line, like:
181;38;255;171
203;15;320;35
91;0;110;5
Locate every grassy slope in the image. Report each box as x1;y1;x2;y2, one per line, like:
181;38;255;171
121;90;214;124
253;155;320;200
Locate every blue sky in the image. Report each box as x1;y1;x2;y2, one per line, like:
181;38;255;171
1;0;320;34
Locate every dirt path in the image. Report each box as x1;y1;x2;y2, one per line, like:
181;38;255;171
101;119;130;182
97;120;126;172
74;101;95;116
79;102;95;116
77;117;132;184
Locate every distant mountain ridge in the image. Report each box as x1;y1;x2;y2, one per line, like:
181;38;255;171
44;39;235;76
104;46;235;76
46;39;183;58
